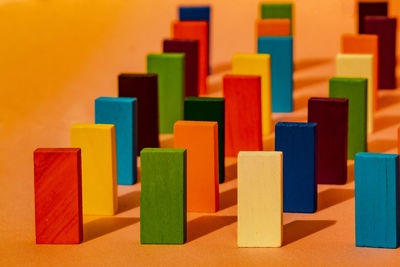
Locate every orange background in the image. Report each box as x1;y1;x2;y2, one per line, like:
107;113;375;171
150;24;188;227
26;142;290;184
2;0;400;265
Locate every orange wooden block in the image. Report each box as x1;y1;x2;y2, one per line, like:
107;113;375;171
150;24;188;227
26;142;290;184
341;34;378;110
174;120;219;213
173;21;208;95
256;19;291;37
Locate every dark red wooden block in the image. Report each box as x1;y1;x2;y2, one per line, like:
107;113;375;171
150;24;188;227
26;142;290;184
163;39;199;97
358;2;387;33
364;16;396;89
308;98;348;184
118;73;160;154
34;148;83;244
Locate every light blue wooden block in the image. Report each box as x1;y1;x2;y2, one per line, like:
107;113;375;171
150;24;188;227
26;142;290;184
355;152;399;248
257;36;293;113
95;97;137;185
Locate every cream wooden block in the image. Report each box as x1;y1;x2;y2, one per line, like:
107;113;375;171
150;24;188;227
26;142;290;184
237;151;283;247
336;53;374;134
70;123;118;215
232;53;272;136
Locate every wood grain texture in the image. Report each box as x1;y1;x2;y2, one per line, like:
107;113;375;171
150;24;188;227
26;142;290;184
224;75;263;157
34;148;83;244
174;121;219;213
237;151;282;247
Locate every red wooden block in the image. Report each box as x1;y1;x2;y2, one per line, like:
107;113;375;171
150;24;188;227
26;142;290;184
34;148;83;244
224;75;262;157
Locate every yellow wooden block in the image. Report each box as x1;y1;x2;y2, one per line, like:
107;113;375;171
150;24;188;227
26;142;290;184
70;123;118;215
232;53;272;136
336;53;374;134
237;151;282;247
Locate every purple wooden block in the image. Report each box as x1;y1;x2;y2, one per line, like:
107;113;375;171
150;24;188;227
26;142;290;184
163;39;199;97
358;2;387;33
364;16;397;89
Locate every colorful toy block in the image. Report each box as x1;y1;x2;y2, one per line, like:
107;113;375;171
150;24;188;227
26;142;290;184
364;17;396;89
34;148;83;244
174;121;219;213
163;39;199;97
358;2;387;33
336;53;374;134
147;53;185;133
258;36;293;113
260;3;293;34
256;18;290;37
237;151;283;247
232;53;272;136
275;122;317;213
140;148;187;244
329;77;367;160
224;75;263;157
308;97;348;184
118;73;159;153
355;152;399;249
95;97;137;185
70;124;118;215
173;21;208;95
184;97;225;183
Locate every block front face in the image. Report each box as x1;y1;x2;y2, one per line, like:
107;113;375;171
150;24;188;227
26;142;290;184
260;3;293;34
184;97;225;183
275;122;317;213
118;73;159;153
70;124;118;215
95;97;137;185
147;53;185;133
34;148;83;244
257;19;291;37
329;77;367;160
358;2;387;33
140;148;187;244
355;153;399;249
238;151;283;247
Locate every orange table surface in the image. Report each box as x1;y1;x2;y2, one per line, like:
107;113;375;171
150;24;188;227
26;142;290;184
2;0;400;266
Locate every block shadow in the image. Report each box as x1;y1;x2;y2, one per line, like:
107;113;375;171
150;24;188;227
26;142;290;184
294;58;332;72
368;139;397;153
347;160;354;183
293;94;312;111
118;190;140;214
224;161;237;182
374;115;400;132
294;77;328;91
283;220;335;245
83;217;139;242
212;62;231;74
317;188;354;212
378;93;400;110
187;215;236;242
219;188;237;211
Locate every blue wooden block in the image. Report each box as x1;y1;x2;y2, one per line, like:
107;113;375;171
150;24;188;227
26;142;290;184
257;36;293;113
355;152;400;249
275;122;317;213
95;97;137;185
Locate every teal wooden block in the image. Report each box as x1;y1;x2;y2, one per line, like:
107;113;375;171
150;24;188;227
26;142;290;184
140;148;187;244
355;152;400;248
260;3;293;34
147;53;185;133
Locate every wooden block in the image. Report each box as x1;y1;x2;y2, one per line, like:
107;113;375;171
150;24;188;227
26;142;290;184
358;2;387;33
173;21;208;95
364;17;396;89
329;77;367;160
163;39;199;97
341;34;378;109
70;123;117;215
355;152;399;249
336;53;374;134
308;97;348;184
95;97;137;185
258;36;293;113
260;3;293;34
174;121;219;213
275;122;317;213
118;73;159;154
178;6;211;74
237;151;283;248
147;53;185;133
256;18;291;37
232;53;272;136
34;148;83;244
140;148;187;244
184;97;225;183
224;75;263;157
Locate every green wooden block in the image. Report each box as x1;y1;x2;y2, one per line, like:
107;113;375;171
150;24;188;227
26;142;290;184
184;97;225;183
147;53;185;133
260;3;293;34
329;77;367;160
140;148;187;244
